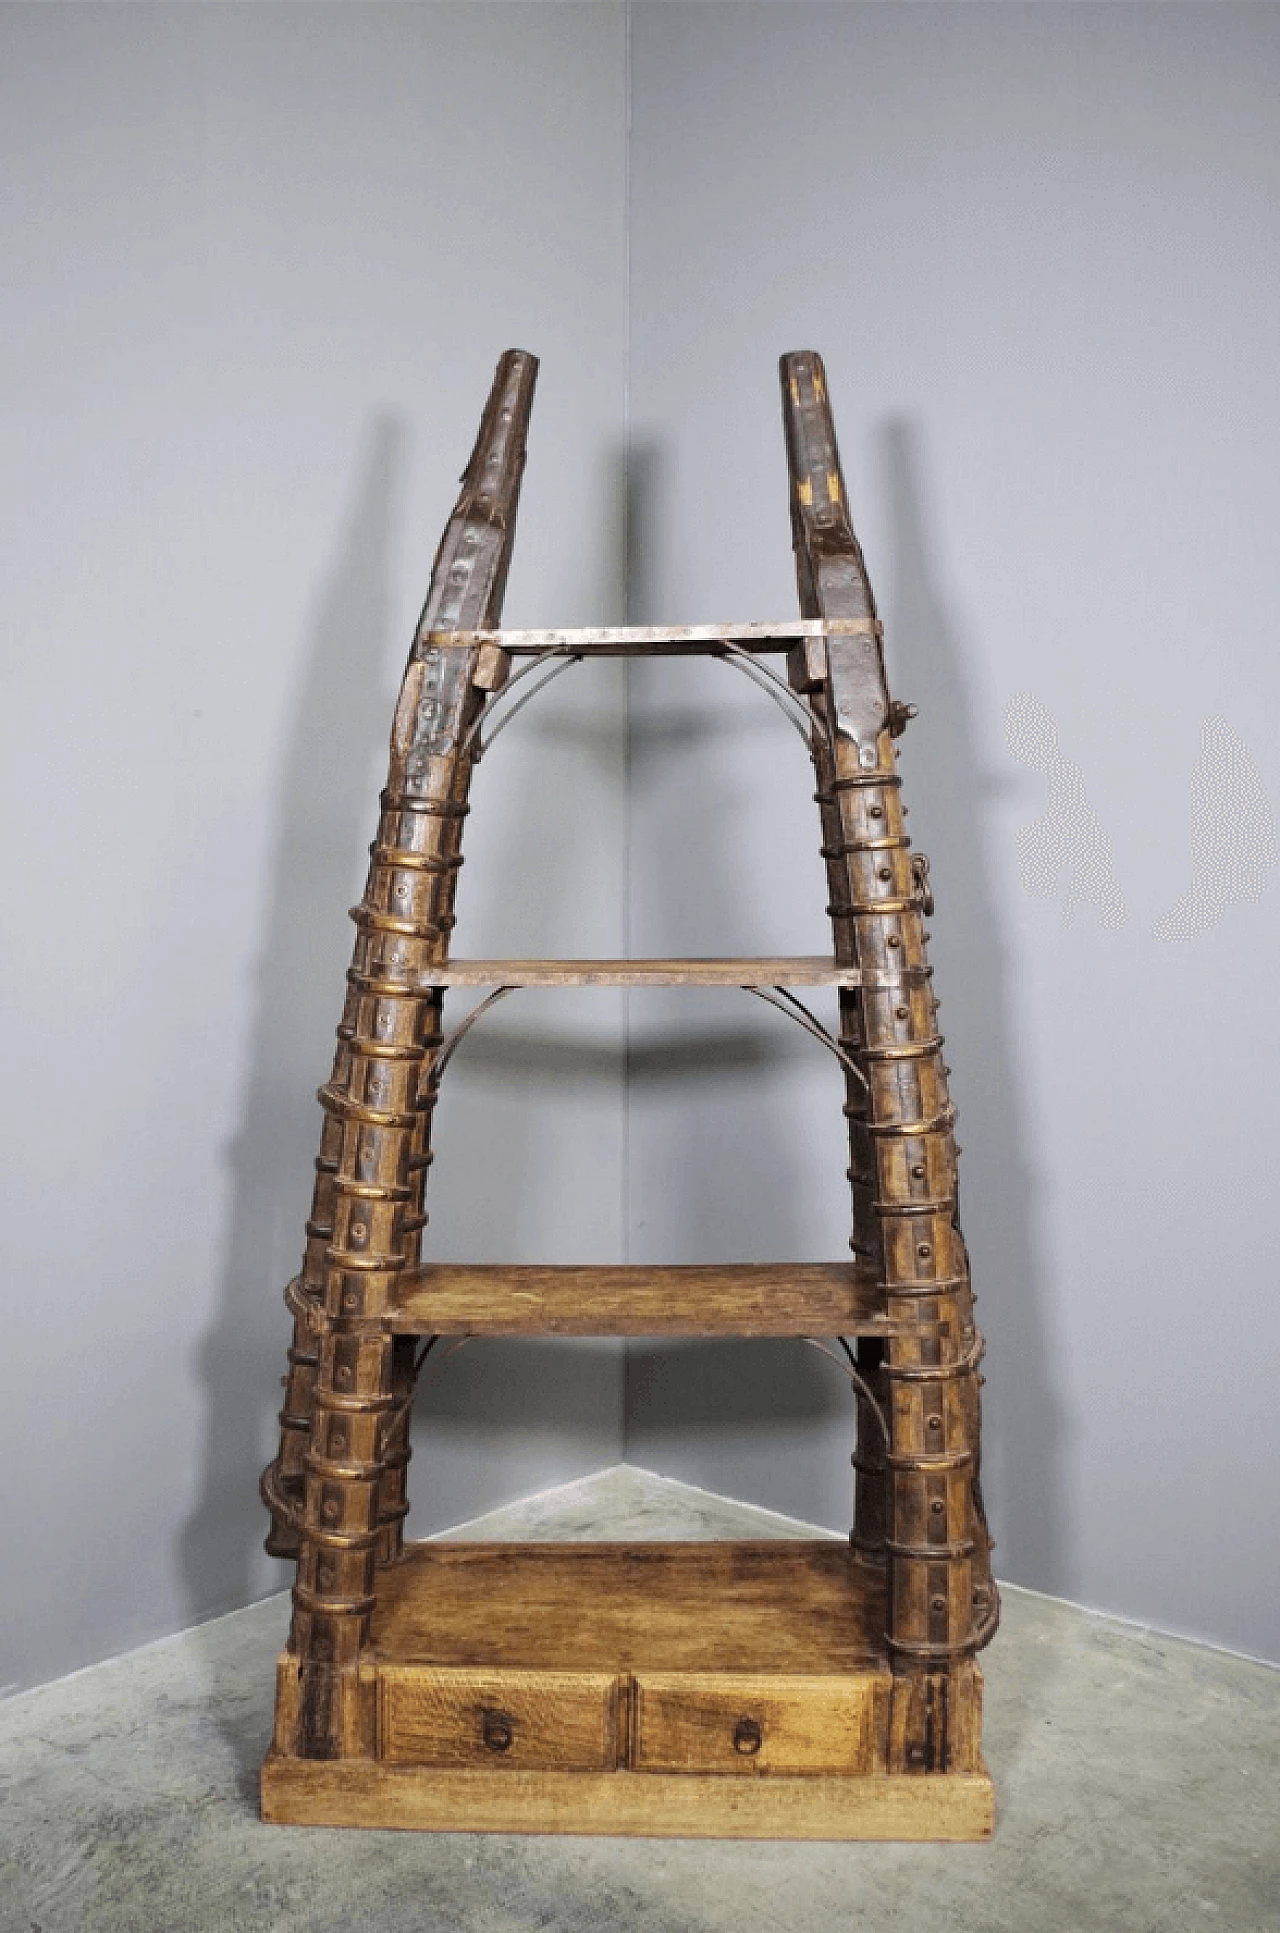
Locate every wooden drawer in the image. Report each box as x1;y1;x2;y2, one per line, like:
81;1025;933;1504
631;1672;889;1776
378;1666;619;1769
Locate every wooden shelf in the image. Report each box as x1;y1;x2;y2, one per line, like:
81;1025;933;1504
389;1262;903;1337
370;1541;884;1672
422;619;865;657
415;956;861;987
262;1544;993;1839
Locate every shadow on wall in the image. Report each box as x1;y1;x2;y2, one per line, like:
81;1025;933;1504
880;416;1069;1598
179;418;406;1723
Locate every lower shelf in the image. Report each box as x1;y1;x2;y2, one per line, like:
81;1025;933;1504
263;1540;992;1841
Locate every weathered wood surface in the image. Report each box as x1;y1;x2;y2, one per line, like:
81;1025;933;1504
369;1541;886;1673
414;955;864;987
389;1262;903;1337
422;619;878;656
631;1671;888;1776
378;1666;619;1771
260;1755;995;1840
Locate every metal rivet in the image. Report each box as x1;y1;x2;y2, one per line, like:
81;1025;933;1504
911;1162;926;1179
878;866;892;881
931;1595;946;1613
869;804;884;818
343;1292;358;1310
895;1005;909;1020
928;1414;942;1430
733;1717;763;1756
930;1499;944;1516
917;1242;932;1259
887;935;902;949
351;1222;367;1240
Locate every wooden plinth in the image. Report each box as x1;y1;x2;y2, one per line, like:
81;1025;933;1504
263;1542;993;1841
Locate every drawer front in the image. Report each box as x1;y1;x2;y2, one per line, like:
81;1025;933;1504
632;1671;888;1776
378;1666;619;1770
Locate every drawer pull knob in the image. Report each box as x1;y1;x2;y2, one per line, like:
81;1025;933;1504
733;1717;763;1756
481;1709;514;1754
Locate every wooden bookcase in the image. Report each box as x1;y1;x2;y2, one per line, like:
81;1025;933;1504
259;351;999;1839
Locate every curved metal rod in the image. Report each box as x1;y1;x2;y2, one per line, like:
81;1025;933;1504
742;984;870;1095
714;643;831;754
467;648;583;756
799;1337;890;1447
428;985;516;1088
380;1335;476;1453
461;645;572;751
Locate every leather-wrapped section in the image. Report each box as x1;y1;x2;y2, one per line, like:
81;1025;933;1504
263;354;539;1756
781;350;998;1731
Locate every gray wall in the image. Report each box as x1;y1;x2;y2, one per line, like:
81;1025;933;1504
5;2;1278;1694
0;2;628;1693
622;2;1280;1664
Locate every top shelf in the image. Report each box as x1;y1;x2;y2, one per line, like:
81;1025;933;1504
416;957;863;988
422;619;877;657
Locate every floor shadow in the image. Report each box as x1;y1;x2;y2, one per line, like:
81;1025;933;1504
179;416;406;1794
879;417;1069;1608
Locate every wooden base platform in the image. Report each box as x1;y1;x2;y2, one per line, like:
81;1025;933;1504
261;1756;994;1840
263;1542;993;1841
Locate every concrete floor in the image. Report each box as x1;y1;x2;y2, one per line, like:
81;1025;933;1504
2;1466;1276;1933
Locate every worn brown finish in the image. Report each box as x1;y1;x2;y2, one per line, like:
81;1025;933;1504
261;1756;994;1839
631;1673;888;1776
261;348;997;1837
779;349;999;1773
369;1542;886;1672
389;1263;908;1337
414;955;863;986
378;1666;619;1771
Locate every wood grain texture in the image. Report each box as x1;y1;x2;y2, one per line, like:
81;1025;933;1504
368;1542;887;1672
389;1263;905;1337
260;1755;995;1840
414;956;863;986
631;1672;888;1777
421;620;875;657
378;1667;618;1771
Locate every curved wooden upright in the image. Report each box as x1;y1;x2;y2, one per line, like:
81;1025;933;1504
780;351;998;1774
260;350;998;1836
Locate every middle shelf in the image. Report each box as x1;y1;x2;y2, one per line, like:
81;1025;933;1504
388;1262;906;1337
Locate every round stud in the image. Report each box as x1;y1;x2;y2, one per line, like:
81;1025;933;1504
931;1595;946;1613
917;1242;932;1259
911;1162;926;1179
